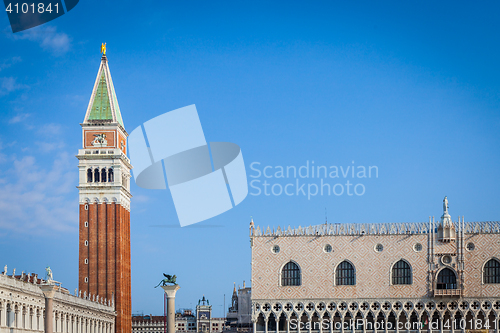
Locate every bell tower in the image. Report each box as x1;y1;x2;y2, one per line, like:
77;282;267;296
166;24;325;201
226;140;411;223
77;52;132;333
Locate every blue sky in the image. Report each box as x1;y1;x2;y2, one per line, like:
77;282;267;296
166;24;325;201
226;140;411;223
1;0;500;317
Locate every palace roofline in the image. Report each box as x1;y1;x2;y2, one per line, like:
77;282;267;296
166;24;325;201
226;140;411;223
251;220;500;237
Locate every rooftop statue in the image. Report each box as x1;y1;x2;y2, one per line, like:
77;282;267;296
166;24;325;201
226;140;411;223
45;266;53;284
155;273;177;287
443;196;449;215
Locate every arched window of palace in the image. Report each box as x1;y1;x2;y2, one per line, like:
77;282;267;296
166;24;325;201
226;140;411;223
392;260;412;285
484;259;500;284
281;261;301;286
436;268;457;289
87;169;93;183
101;168;107;183
336;261;355;285
94;168;100;182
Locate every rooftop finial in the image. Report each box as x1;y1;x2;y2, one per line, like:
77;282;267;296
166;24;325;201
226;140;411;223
101;43;106;56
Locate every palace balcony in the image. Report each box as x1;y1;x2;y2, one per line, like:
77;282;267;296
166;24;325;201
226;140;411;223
434;288;462;297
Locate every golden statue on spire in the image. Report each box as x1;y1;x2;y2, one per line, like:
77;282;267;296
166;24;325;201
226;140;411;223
101;43;106;56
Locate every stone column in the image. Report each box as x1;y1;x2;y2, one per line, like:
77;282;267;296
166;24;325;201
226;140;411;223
0;303;5;328
161;285;181;333
14;307;19;328
41;285;58;333
37;310;41;331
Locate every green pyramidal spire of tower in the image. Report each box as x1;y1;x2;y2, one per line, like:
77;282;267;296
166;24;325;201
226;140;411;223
83;55;124;128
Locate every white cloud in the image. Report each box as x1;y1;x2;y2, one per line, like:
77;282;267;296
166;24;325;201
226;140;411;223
0;57;22;72
0;77;29;96
11;25;71;55
37;123;62;136
0;151;78;234
35;141;65;152
133;195;150;203
8;111;30;124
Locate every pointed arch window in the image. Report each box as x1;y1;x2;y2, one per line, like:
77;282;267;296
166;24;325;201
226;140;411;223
336;261;355;285
392;260;412;285
101;168;107;183
281;261;301;286
87;169;93;183
484;259;500;284
108;168;114;182
94;169;100;182
436;268;457;289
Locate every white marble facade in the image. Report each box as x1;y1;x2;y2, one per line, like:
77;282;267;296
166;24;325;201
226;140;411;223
0;270;115;333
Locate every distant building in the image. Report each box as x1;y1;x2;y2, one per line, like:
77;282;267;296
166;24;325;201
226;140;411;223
132;315;165;333
0;268;115;333
176;309;197;332
132;296;226;333
227;282;252;331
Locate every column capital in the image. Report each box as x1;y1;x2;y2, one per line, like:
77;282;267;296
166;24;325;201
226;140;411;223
40;284;58;298
161;285;181;298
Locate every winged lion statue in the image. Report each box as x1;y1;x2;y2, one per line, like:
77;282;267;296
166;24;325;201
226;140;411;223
155;273;177;287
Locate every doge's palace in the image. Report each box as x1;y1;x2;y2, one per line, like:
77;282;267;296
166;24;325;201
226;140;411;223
250;198;500;333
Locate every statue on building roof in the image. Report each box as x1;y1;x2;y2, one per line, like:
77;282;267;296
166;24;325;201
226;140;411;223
199;295;209;306
443;196;449;215
45;266;53;284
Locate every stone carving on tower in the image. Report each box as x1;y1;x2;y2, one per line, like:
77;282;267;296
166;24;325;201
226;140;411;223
76;49;132;333
91;133;108;147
